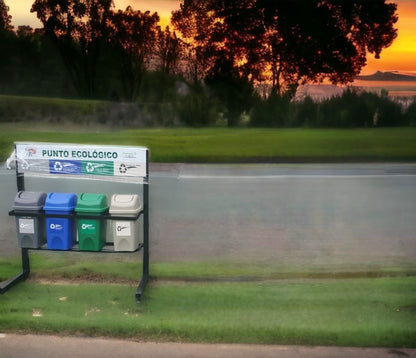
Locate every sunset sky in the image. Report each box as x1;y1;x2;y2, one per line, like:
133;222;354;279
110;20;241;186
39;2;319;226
6;0;416;76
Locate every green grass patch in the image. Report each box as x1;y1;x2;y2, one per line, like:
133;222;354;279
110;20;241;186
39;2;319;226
0;277;415;347
1;256;415;346
2;254;416;283
1;125;416;163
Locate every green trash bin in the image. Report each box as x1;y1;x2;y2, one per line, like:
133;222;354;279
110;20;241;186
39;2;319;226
75;193;108;251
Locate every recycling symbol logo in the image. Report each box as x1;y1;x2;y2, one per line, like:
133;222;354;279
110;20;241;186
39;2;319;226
53;161;63;171
86;162;95;173
119;164;127;174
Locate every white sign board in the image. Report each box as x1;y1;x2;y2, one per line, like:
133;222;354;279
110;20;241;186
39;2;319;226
15;142;148;181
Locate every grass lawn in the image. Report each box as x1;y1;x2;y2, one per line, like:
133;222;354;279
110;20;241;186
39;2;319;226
1;255;415;347
1;125;416;163
0;277;415;347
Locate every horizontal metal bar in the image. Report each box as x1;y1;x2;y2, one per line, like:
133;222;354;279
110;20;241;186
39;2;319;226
21;242;144;254
9;210;143;221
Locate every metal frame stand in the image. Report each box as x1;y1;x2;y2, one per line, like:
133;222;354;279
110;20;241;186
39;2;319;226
1;147;150;303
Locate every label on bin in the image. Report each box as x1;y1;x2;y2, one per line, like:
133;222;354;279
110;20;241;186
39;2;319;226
19;218;35;234
81;223;97;233
116;222;131;236
49;223;64;231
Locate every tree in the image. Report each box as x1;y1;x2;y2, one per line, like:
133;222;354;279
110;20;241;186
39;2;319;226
261;0;398;95
172;0;260;126
31;0;114;98
0;0;16;92
153;26;182;76
171;1;215;83
172;0;398;97
31;1;161;100
0;0;13;32
108;7;159;100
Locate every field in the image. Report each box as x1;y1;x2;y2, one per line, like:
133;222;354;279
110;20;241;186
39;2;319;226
1;124;416;163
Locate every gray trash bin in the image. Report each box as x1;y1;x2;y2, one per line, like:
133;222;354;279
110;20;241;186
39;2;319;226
109;194;141;252
13;191;47;248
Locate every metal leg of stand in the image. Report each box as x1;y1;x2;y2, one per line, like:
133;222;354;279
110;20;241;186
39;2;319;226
136;273;149;303
0;248;30;294
136;178;149;303
136;222;149;302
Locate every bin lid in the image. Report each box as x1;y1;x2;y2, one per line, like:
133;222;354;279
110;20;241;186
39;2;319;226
13;191;47;211
75;193;108;213
43;192;77;211
109;194;141;215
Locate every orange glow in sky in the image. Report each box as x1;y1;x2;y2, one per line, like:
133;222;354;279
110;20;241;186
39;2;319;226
361;0;416;74
6;0;179;29
6;0;416;76
114;0;179;27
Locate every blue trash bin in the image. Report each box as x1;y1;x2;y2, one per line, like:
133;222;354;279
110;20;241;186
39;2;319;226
44;192;77;250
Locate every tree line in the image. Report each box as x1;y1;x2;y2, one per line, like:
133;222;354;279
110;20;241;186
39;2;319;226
2;0;414;127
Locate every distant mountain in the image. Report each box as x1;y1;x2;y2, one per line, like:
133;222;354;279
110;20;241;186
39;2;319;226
357;71;416;81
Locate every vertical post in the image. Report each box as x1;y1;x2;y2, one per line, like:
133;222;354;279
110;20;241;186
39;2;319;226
16;146;30;279
143;182;149;277
21;248;30;279
17;173;25;192
16;143;25;192
144;149;149;277
136;149;149;302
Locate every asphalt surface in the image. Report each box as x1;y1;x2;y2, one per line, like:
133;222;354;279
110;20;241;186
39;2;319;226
1;334;415;358
149;163;416;268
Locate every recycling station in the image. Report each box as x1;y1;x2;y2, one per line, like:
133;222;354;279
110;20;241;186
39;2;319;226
0;142;150;302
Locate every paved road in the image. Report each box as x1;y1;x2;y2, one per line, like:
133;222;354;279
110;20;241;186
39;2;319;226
149;163;416;269
1;334;415;358
1;163;416;270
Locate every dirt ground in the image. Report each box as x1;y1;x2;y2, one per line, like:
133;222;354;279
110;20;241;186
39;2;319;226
2;334;415;358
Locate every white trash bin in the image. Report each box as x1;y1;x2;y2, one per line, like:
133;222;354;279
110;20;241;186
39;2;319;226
109;194;141;252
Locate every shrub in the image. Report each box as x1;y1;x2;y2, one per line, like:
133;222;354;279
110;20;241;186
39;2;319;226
250;94;291;127
176;85;218;127
292;96;317;127
404;98;416;126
